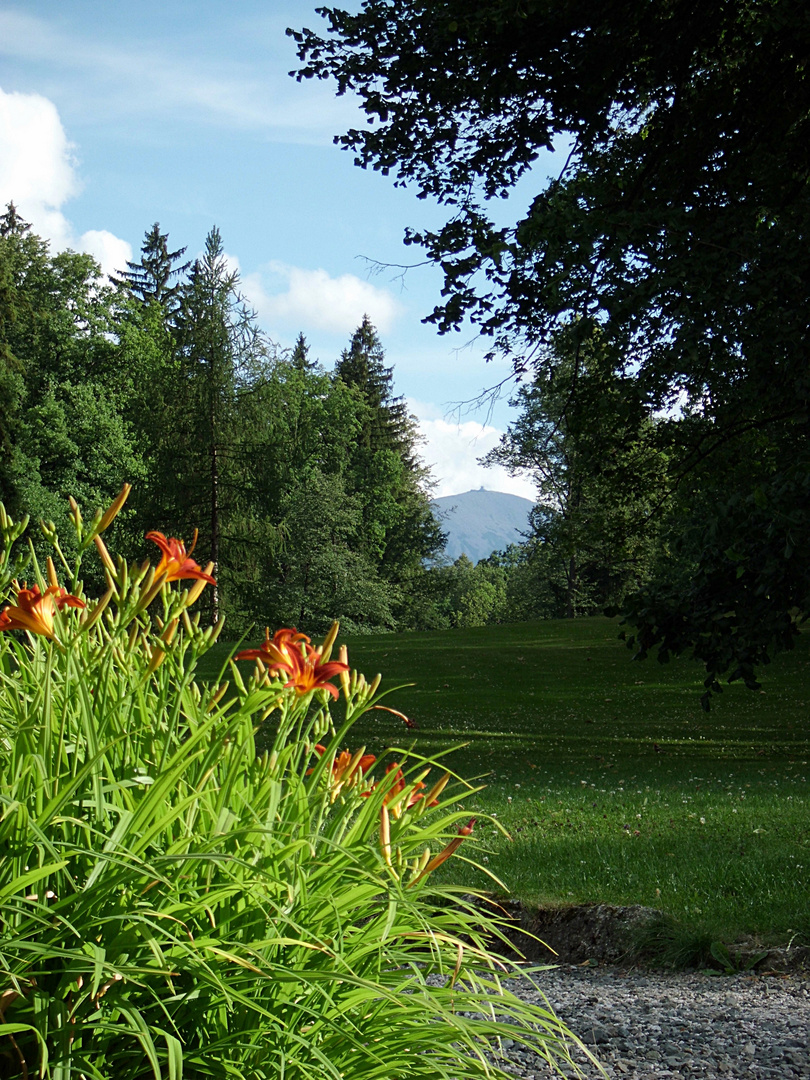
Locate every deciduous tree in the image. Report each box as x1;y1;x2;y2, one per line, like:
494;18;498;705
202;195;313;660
483;328;666;617
291;1;810;693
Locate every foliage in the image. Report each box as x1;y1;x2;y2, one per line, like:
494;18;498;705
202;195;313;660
0;211;446;635
334;317;446;593
418;554;507;629
0;490;589;1079
222;350;397;634
261;467;397;635
0;205;146;563
620;449;810;709
290;0;810;693
482;544;565;623
483;329;666;617
705;941;770;976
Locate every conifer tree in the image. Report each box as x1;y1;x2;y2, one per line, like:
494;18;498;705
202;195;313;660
161;227;267;623
111;223;190;317
290;331;316;372
333;316;445;597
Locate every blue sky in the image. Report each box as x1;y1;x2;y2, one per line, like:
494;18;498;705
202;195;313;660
0;1;549;498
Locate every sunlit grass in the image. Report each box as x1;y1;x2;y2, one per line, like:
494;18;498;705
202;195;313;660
207;616;810;947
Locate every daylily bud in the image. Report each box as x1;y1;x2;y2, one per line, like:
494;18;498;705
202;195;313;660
80;587;114;633
146;618;178;674
415;848;431;876
185;563;215;607
94;535;117;575
409;819;476;887
97;483;131;534
206;683;228;712
146;648;165;675
379;802;394;873
319;620;340;661
136;570;168;613
423;771;451;807
228;659;247;694
339;644;351;697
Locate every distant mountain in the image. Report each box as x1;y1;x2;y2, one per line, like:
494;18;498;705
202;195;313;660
432;488;534;565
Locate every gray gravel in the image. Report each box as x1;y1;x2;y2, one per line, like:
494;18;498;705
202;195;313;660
494;964;810;1079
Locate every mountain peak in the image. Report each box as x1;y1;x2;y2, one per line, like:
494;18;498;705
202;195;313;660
432;489;534;564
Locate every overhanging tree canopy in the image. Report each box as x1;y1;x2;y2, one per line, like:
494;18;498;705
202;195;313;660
291;0;810;698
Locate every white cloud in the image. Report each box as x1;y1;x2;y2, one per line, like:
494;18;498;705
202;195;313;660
0;86;78;248
408;402;537;500
0;85;131;275
222;252;242;280
79;230;132;281
243;262;403;336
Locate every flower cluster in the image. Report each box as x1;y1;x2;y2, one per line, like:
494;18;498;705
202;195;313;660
236;627;349;698
311;744;377;801
0;486;474;895
0;488;217;647
311;741;467;882
377;762;443;818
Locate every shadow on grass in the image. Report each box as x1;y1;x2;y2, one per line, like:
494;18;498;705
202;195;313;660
202;616;810;948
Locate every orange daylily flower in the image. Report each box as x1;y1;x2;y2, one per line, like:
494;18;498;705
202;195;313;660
309;744;377;799
0;583;85;639
275;645;349;699
145;530;216;585
236;627;349;698
235;627;311;672
312;744;377;784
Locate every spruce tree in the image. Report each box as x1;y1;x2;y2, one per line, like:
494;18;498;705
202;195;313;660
111;223;190;317
290;331;316;372
333;316;445;601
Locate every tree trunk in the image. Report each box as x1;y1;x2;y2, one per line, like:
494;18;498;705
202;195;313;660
210;413;219;626
565;554;577;619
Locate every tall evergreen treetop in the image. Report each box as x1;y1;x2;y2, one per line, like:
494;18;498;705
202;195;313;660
0;203;31;240
111;223;190;314
291;331;317;373
333;316;445;580
334;314;413;460
334;315;394;409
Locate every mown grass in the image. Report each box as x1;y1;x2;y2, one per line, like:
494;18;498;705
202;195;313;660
202;617;810;950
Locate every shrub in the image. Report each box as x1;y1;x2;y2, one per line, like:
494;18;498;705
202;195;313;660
0;489;594;1079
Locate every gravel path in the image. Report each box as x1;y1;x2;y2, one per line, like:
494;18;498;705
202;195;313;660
496;964;810;1079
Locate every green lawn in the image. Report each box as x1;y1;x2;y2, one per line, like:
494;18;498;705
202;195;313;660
204;618;810;950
